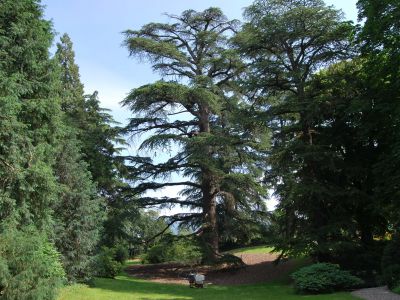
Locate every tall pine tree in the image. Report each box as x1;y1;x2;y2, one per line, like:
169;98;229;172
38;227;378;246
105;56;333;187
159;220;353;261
54;34;110;282
122;8;267;260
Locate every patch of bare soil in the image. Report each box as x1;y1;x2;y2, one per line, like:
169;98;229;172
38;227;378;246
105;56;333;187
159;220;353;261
125;253;301;286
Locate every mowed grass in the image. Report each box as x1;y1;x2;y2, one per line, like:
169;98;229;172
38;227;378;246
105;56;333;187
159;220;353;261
228;245;275;254
57;273;358;300
57;247;360;300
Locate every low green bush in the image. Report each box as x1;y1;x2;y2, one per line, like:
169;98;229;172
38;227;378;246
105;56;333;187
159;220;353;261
144;244;166;264
0;227;66;300
381;234;400;289
113;244;129;264
93;247;123;278
291;263;363;294
143;236;202;264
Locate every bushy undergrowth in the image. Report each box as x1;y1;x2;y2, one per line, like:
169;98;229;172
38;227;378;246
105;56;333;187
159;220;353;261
143;236;202;264
0;228;66;300
93;246;123;278
381;234;400;289
291;263;363;294
113;244;129;264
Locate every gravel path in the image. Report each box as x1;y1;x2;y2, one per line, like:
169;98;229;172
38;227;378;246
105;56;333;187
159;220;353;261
352;286;400;300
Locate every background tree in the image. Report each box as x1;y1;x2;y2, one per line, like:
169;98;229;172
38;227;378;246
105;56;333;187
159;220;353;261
54;33;129;281
357;0;400;231
53;135;103;282
122;8;268;260
236;0;354;260
55;33;125;199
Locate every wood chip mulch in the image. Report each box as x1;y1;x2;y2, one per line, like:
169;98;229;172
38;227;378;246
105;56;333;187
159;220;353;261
125;253;302;286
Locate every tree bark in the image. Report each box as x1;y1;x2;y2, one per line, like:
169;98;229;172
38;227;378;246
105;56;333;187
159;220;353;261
202;172;219;261
199;105;219;261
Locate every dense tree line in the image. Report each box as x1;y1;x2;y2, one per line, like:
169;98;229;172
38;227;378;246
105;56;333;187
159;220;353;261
0;0;129;298
0;0;399;298
122;0;400;284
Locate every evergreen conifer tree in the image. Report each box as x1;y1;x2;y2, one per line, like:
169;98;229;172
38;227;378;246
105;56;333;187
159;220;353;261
122;8;267;260
54;34;110;281
0;0;67;297
236;0;354;259
0;0;62;230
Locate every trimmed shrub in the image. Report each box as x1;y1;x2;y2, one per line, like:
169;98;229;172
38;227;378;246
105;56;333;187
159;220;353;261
291;263;363;294
381;234;400;289
93;247;123;278
0;228;66;300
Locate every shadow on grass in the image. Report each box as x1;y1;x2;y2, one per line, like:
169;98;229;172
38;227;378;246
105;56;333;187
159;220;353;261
59;258;357;300
86;272;358;300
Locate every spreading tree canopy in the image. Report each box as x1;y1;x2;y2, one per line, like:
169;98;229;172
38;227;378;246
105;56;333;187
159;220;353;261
357;0;400;230
236;0;355;260
122;8;268;260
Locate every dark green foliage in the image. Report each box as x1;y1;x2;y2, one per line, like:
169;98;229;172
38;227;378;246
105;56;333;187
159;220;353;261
143;236;202;265
55;33;85;124
0;228;65;300
80;91;125;197
0;0;127;295
93;247;123;279
381;235;400;289
55;33;125;198
54;34;105;283
102;208;169;257
291;263;363;294
0;0;69;297
143;244;168;264
357;0;400;229
53;136;104;282
0;0;62;230
113;244;129;264
237;0;386;265
218;205;271;251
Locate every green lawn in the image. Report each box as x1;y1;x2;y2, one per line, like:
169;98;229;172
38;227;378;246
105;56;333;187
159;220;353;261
228;245;275;254
57;273;359;300
57;248;360;300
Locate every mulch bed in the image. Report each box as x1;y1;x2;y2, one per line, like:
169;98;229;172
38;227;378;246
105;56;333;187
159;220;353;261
125;253;301;286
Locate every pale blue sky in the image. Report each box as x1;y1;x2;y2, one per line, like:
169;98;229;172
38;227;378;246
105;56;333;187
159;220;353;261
42;0;359;213
43;0;358;124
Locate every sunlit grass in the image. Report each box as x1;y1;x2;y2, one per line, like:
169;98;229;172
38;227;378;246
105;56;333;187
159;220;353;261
57;261;358;300
228;245;275;254
58;273;358;300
